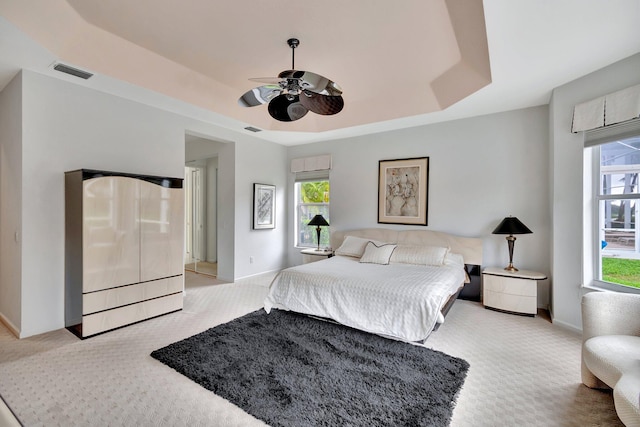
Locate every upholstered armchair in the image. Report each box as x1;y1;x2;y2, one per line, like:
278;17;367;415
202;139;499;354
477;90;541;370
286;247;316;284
581;291;640;426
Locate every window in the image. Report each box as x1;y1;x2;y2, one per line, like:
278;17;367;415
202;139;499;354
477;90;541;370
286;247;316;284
589;135;640;291
295;179;330;248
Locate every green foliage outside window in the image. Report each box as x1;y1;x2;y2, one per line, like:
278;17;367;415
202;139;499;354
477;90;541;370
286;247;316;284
300;181;330;203
602;257;640;289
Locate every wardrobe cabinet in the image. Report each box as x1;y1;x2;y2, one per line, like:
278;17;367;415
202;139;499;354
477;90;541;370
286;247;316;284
65;169;184;338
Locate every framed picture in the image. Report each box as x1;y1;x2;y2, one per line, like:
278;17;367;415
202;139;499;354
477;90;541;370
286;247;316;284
253;183;276;229
378;157;429;225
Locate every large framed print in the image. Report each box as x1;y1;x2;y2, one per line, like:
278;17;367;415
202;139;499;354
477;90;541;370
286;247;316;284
253;183;276;229
378;157;429;225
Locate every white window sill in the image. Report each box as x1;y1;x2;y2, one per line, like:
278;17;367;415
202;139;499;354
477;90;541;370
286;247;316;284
582;281;640;295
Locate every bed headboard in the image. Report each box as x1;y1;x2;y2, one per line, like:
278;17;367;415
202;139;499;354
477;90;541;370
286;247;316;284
330;228;482;266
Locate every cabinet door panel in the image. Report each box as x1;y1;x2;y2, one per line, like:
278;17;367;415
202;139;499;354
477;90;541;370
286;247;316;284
140;182;184;282
83;177;140;292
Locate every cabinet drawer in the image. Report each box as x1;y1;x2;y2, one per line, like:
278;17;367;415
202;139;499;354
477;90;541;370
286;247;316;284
484;290;536;315
83;275;183;315
82;293;183;337
483;275;536;296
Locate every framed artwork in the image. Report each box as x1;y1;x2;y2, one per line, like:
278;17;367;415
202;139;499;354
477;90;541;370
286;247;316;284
378;157;429;225
253;183;276;229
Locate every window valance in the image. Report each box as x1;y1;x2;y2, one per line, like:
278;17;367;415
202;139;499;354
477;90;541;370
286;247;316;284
290;154;332;173
571;83;640;133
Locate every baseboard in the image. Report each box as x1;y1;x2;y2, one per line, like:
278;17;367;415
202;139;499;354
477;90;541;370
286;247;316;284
0;312;20;338
549;315;582;334
235;268;281;282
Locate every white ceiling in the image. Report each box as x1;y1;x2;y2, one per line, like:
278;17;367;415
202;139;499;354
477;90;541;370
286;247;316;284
1;0;639;146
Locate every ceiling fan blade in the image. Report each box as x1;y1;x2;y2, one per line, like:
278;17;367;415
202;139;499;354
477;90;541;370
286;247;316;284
268;94;309;122
248;77;283;84
238;85;282;107
279;70;343;96
299;91;344;115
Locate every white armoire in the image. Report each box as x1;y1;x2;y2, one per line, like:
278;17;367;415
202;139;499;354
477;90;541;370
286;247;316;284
65;169;184;338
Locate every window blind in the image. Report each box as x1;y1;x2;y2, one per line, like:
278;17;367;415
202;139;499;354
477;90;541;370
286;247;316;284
584;117;640;147
294;170;330;182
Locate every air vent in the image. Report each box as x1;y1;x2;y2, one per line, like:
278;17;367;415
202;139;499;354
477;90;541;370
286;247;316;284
244;126;262;133
53;63;93;80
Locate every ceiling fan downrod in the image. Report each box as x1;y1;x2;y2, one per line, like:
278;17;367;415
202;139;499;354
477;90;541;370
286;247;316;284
287;38;299;70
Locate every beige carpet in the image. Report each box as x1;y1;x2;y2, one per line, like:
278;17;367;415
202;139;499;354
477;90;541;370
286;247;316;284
0;271;622;426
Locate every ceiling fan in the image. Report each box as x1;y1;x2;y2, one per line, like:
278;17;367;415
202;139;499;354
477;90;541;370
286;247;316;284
238;38;344;122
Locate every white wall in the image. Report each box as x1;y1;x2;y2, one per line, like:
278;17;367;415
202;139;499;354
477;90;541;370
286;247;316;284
0;72;22;334
3;70;287;337
234;140;288;277
287;106;552;308
549;52;640;331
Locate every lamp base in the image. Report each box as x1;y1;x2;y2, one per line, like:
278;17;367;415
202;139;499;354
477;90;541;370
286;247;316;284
504;263;519;272
504;235;518;272
315;226;321;251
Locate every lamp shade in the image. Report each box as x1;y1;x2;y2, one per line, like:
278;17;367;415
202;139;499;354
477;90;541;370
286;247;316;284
308;214;329;227
492;216;532;235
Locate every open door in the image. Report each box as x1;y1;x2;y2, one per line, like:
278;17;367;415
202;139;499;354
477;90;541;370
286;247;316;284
184;159;218;277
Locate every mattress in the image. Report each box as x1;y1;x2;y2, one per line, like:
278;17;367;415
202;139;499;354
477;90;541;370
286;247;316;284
264;255;465;342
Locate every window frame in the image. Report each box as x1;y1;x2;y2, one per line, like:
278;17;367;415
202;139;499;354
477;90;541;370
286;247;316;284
585;125;640;294
293;175;330;249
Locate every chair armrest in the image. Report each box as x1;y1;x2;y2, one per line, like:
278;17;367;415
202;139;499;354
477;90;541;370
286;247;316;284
582;291;640;342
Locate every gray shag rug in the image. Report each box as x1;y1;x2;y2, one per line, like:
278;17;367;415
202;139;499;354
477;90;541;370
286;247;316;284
151;310;469;427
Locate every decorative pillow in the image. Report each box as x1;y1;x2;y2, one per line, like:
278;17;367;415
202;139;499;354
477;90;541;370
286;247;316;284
335;235;384;258
389;245;449;266
359;242;397;265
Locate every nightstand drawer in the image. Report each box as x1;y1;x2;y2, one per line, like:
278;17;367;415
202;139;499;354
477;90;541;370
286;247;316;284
483;275;536;297
484;290;537;315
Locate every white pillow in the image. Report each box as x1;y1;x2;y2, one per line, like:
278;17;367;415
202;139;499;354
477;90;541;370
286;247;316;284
389;244;449;266
335;235;384;258
359;242;397;265
443;252;465;268
443;252;470;282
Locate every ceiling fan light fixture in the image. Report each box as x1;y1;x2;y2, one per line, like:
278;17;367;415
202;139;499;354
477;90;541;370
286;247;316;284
238;39;344;122
268;94;308;122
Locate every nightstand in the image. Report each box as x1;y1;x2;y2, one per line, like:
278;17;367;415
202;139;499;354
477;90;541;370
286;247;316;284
482;267;547;316
301;248;334;264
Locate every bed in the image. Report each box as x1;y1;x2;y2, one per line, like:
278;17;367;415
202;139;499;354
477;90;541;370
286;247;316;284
264;228;482;342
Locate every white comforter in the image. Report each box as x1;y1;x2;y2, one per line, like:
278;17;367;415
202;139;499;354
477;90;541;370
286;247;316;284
263;255;465;342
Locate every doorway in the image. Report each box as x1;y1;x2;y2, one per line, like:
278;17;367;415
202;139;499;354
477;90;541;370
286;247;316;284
184;157;218;276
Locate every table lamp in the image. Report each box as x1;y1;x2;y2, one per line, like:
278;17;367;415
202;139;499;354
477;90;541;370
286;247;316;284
308;214;329;251
492;216;532;272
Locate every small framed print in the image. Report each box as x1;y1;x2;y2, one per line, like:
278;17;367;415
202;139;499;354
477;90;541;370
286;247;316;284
378;157;429;225
253;183;276;229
